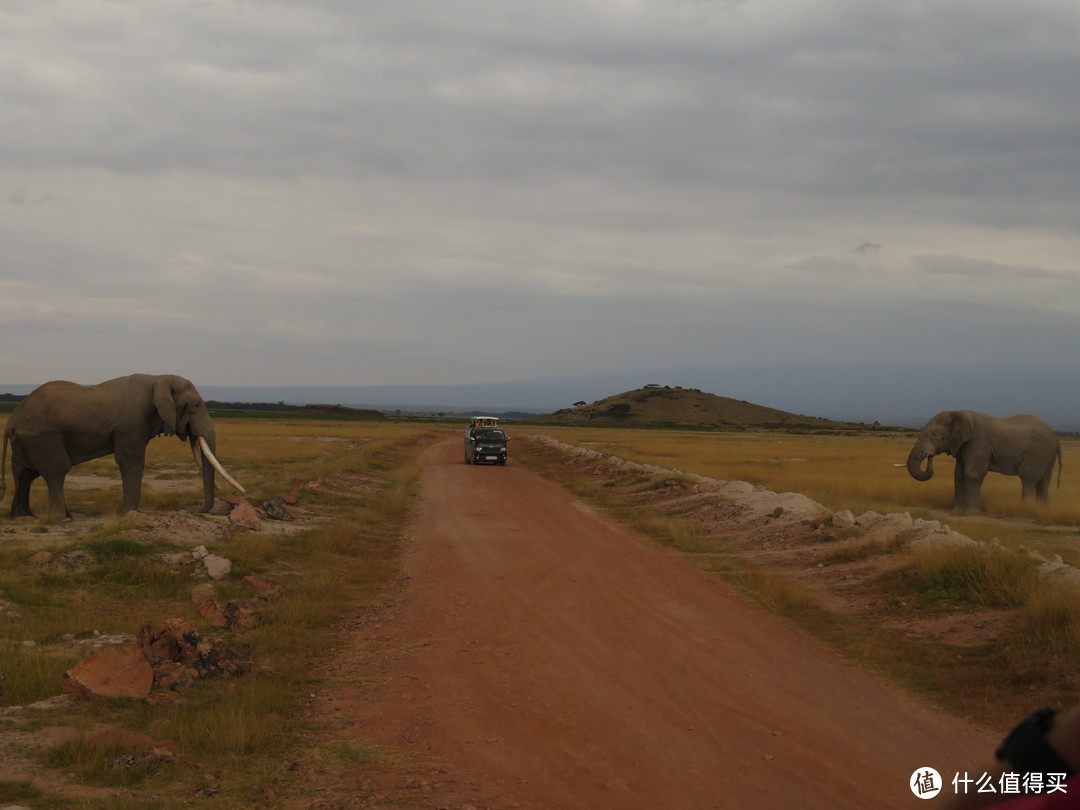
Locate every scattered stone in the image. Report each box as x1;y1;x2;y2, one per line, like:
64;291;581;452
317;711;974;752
108;748;175;771
62;643;154;701
224;496;262;530
198;600;229;628
262;495;294;521
832;510;856;529
191;545;210;560
27;551;53;565
137;619;246;690
191;583;217;604
717;481;755;496
202;554;232;580
207;498;233;516
223;599;262;632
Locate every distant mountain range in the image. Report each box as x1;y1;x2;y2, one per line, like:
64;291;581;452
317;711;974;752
4;364;1080;429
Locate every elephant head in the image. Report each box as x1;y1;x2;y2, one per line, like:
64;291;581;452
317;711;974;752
906;410;975;482
153;375;244;512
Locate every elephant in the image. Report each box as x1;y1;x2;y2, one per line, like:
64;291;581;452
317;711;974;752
906;410;1061;512
1;374;244;521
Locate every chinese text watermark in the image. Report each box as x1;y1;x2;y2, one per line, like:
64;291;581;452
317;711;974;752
910;768;1069;800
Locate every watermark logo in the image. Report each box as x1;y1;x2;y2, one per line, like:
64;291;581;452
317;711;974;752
911;768;943;799
909;768;1070;799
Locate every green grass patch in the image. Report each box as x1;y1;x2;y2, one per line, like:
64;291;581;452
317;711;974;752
885;545;1041;609
0;641;82;706
44;736;170;788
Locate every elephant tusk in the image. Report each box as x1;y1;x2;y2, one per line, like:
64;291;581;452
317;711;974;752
191;440;203;471
197;436;246;493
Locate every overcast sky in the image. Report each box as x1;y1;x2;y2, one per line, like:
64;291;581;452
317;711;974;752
2;0;1079;392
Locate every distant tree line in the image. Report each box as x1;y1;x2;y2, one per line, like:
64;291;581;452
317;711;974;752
206;400;304;412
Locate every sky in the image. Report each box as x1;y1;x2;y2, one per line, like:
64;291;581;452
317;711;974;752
2;0;1080;410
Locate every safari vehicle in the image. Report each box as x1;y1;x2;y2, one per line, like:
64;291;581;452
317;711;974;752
465;416;508;466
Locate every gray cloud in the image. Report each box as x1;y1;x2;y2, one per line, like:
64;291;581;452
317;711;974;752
1;0;1079;398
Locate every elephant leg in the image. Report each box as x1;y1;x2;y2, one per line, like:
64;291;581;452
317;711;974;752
1019;478;1037;501
11;435;72;521
41;470;73;522
953;462;970;511
1034;477;1051;504
9;465;39;518
116;448;147;514
954;462;984;512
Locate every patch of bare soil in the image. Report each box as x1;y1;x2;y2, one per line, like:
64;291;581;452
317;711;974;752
288;438;997;809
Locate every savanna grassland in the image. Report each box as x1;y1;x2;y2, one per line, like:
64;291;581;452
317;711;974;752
0;415;440;809
525;425;1080;564
2;410;1080;808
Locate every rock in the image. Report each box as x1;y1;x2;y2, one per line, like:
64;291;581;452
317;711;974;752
138;619;247;685
198;600;228;628
262;496;293;521
27;551;53;565
62;644;154;701
153;661;197;692
191;583;217;604
223;600;262;632
191;545;210;560
718;480;755;496
207;498;232;516
832;510;856;529
108;749;175;770
202;555;232;580
226;498;262;530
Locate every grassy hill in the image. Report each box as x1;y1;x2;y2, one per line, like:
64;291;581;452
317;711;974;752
542;386;859;430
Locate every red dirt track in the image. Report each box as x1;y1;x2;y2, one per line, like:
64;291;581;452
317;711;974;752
331;438;995;808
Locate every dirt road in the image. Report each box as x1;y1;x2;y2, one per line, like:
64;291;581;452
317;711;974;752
328;439;996;809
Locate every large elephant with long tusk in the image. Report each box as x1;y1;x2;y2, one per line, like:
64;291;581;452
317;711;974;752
1;374;244;521
906;410;1060;512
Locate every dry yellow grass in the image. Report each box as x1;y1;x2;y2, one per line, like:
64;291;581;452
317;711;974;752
0;413;428;518
526;426;1080;563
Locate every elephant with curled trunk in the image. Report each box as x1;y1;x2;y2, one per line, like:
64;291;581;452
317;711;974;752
1;374;243;521
906;410;1060;513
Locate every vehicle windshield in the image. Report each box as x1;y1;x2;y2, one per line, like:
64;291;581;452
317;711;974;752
474;430;505;441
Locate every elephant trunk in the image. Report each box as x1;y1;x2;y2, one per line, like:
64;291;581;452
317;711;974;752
907;446;935;482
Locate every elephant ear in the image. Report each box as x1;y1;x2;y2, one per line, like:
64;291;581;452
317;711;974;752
153;376;179;436
946;411;975;456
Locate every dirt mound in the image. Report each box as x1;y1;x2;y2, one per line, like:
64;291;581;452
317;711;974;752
527;434;1080;610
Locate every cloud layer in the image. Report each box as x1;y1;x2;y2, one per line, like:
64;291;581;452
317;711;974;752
2;0;1079;402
